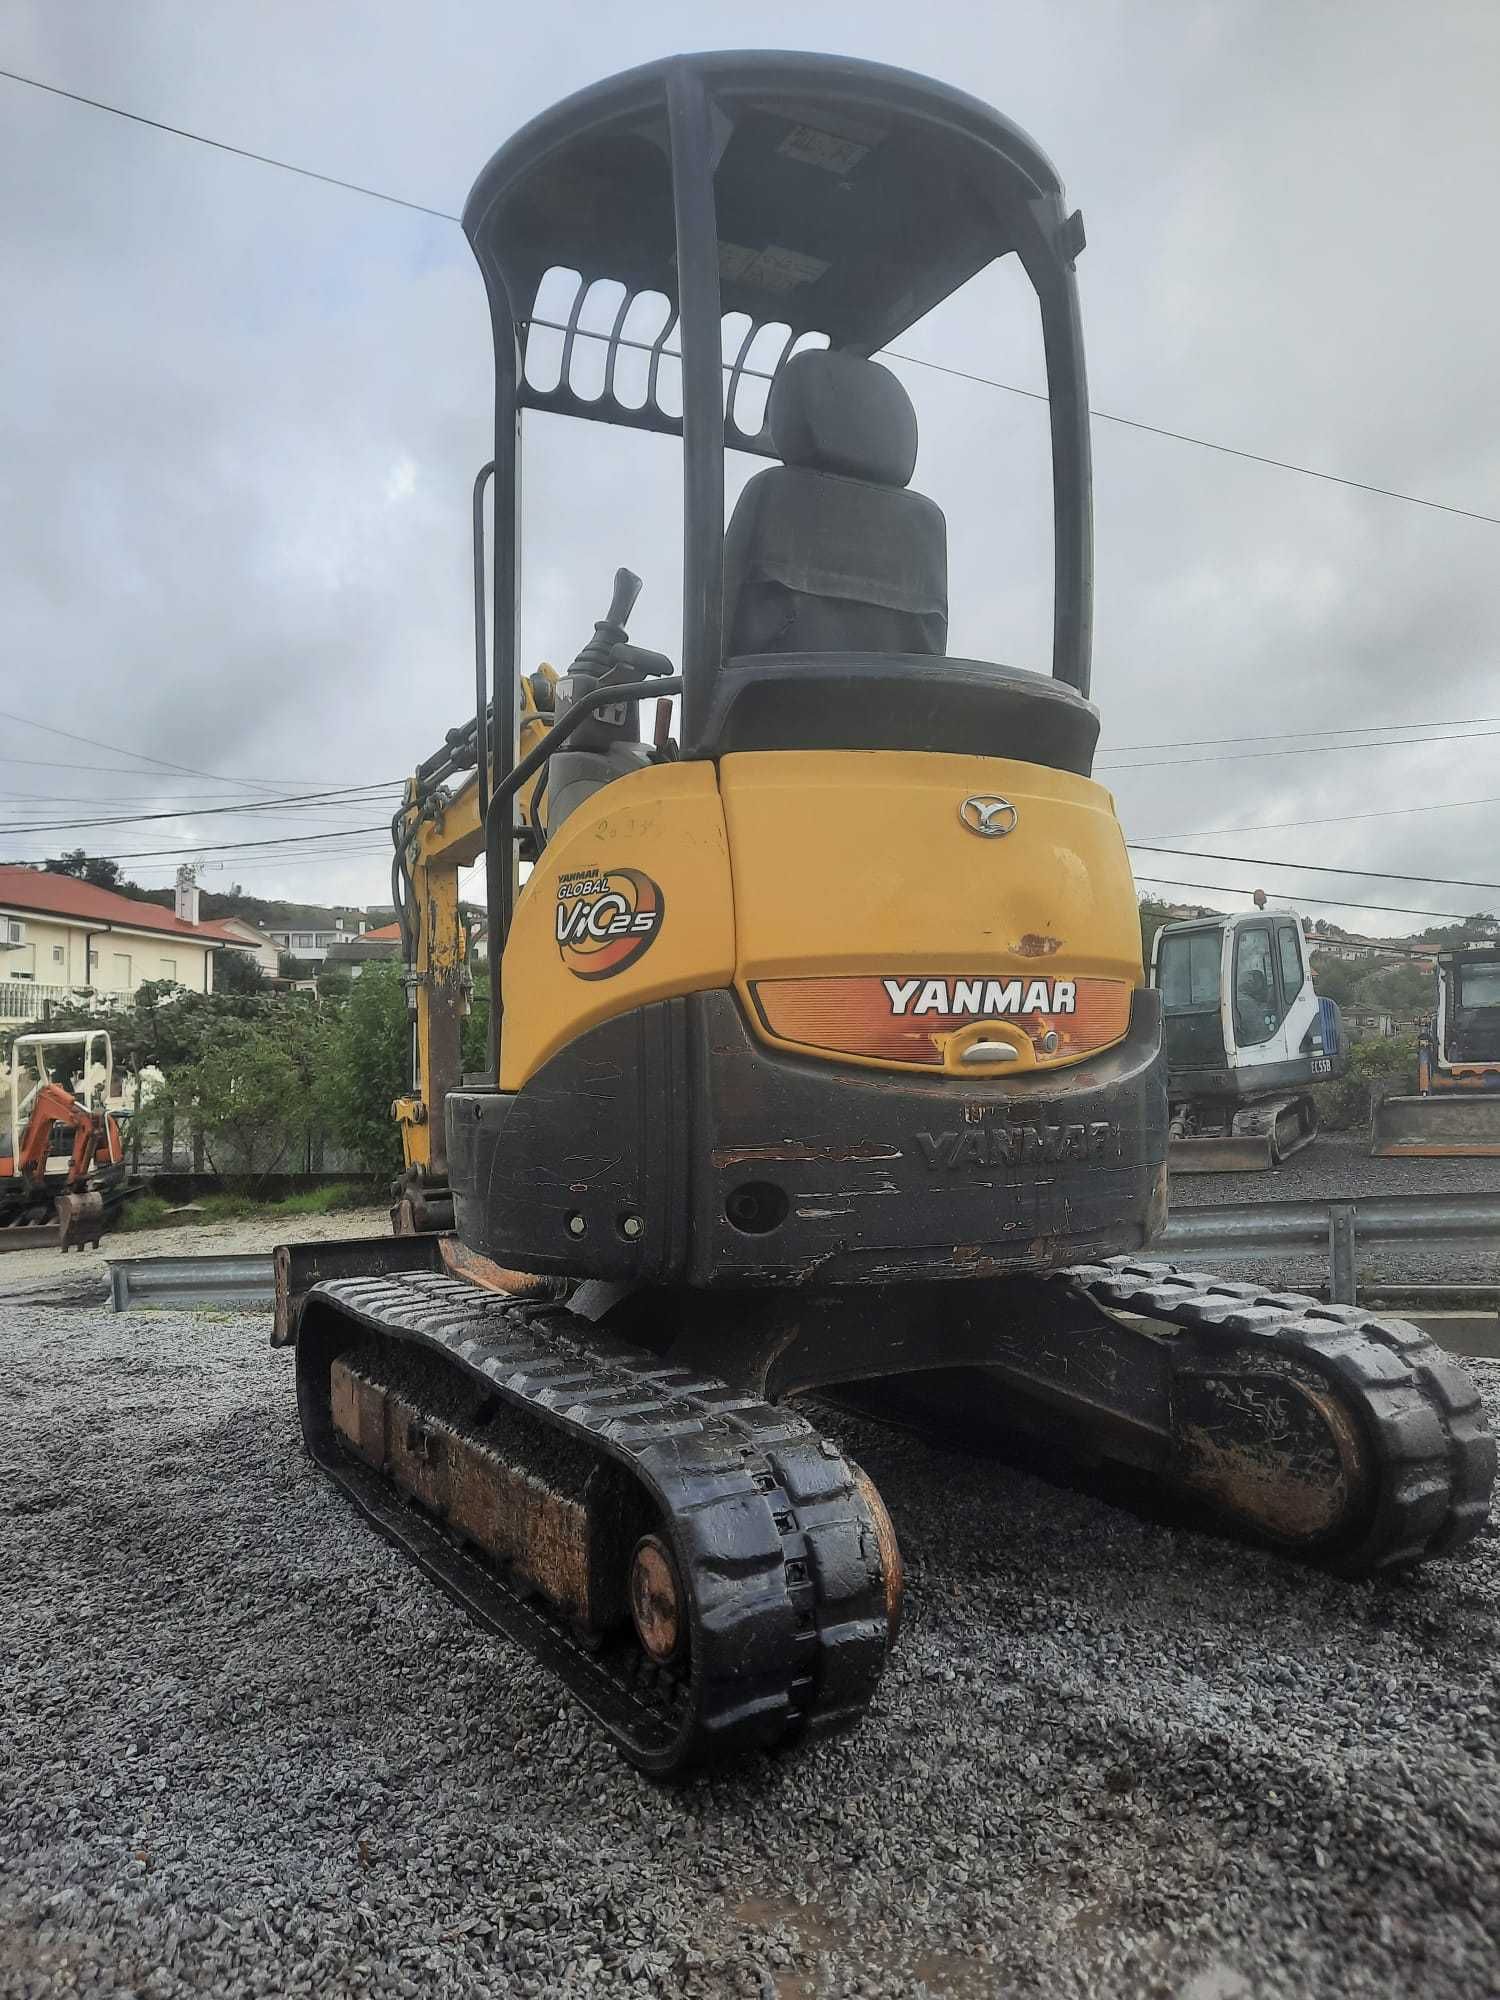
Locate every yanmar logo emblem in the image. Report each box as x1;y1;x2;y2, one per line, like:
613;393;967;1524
883;977;1076;1017
959;796;1018;838
914;1122;1118;1168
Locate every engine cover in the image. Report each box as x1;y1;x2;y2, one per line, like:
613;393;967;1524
448;988;1167;1288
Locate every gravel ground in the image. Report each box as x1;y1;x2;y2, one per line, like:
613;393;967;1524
4;1304;1499;1999
1178;1132;1500;1211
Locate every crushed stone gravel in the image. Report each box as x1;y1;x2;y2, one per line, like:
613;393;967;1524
3;1302;1498;1998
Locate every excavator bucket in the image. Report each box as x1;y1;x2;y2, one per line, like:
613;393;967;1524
55;1190;106;1251
1371;1092;1500;1157
1168;1133;1277;1172
1168;1094;1318;1173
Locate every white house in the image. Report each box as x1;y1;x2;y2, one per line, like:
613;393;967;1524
0;865;241;1022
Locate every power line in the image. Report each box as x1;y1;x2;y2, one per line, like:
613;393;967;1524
0;705;339;795
1128;844;1500;893
884;350;1500;530
1131;875;1477;922
1136;790;1500;842
0;780;401;836
0;67;457;222
0;786;341;807
195;844;395;875
25;825;390;863
4;63;1495;531
1099;726;1500;772
0;754;305;779
1108;713;1500;755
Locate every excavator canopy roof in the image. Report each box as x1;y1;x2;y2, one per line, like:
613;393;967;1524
462;50;1084;428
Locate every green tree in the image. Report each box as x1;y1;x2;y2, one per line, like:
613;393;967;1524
315;965;354;1002
462;976;490;1078
1362;964;1432;1015
155;1017;322;1187
317;962;409;1179
1416;914;1499;950
5;982;293;1072
1307;955;1364;1009
45;848;126;890
214;948;267;995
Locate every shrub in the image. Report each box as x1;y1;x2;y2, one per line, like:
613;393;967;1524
1311;1034;1419;1132
114;1194;173;1234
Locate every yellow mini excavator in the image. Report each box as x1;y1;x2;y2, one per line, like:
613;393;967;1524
280;53;1495;1776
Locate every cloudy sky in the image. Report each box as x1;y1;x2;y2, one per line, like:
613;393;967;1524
2;1;1496;934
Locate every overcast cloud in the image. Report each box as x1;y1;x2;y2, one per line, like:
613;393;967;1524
1;1;1497;933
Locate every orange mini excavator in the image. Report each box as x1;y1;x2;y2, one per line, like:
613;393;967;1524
0;1029;130;1250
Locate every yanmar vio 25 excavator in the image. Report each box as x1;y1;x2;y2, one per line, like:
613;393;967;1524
282;54;1494;1775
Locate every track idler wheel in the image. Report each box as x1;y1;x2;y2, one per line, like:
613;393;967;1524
629;1533;687;1665
1170;1343;1371;1554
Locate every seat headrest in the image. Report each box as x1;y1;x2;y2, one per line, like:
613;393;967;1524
768;350;918;488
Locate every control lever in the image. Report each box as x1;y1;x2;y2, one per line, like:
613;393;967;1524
567;568;643;677
554;570;668;749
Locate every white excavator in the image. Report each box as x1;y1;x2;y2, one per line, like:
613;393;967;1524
1152;906;1344;1170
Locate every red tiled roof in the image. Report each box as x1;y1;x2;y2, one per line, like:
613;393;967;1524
361;921;401;941
0;866;241;943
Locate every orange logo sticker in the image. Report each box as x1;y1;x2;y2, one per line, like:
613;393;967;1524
555;868;664;980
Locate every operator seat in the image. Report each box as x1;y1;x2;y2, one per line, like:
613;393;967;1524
723;349;948;659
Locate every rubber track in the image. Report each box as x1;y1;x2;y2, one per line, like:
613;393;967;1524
296;1272;890;1776
1064;1260;1496;1573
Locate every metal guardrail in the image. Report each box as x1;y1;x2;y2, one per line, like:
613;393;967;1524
1155;1191;1500;1305
108;1252;275;1311
106;1192;1500;1319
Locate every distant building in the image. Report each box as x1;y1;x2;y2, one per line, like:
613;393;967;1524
1345;1009;1397;1040
323;921;403;979
0;865;241;1022
261;908;370;966
215;915;282;977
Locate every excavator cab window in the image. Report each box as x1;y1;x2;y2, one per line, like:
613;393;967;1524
1458;963;1500;1009
1158;929;1221;1011
1233;925;1287;1048
1277;924;1306;1005
1157;927;1227;1072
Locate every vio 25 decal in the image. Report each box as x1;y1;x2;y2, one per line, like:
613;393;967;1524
555;868;664;980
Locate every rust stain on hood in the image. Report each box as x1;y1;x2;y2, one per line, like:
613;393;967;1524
711;1140;903;1169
